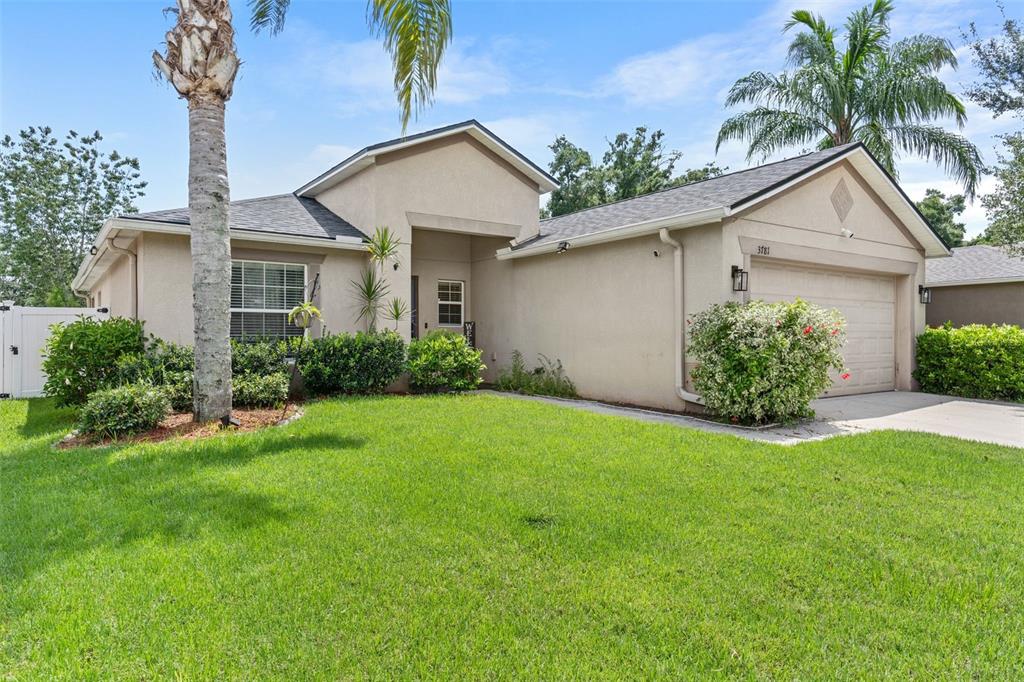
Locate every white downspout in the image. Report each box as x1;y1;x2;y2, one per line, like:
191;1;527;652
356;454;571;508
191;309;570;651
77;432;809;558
105;237;138;319
658;228;703;406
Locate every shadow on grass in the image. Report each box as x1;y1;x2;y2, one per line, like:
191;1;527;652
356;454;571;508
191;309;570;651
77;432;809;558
19;398;77;439
2;425;365;583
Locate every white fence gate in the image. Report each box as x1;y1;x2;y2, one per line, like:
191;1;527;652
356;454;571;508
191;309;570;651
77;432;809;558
0;301;110;399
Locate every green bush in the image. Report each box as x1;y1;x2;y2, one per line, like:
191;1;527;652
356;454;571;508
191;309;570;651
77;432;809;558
689;299;846;424
914;324;1024;402
407;331;485;392
42;317;146;406
297;331;405;395
231;339;288;377
77;383;170;440
113;340;194;412
496;350;577;398
233;372;289;408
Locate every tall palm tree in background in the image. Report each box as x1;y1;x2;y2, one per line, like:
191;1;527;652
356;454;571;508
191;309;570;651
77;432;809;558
154;0;452;422
716;0;982;197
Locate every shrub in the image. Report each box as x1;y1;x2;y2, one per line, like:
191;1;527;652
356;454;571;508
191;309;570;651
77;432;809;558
42;317;146;406
297;330;405;395
77;383;170;440
115;340;194;385
407;331;485;392
689;299;846;424
161;371;194;412
496;350;577;398
233;372;289;408
231;339;288;377
915;324;1024;402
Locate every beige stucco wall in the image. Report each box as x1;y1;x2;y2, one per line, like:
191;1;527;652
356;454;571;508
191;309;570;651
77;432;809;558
927;282;1024;327
470;226;721;410
124;232;367;345
91;242;135;317
316;133;543;342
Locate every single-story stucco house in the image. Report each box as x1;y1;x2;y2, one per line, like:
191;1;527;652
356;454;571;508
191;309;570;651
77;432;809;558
72;120;949;411
925;244;1024;327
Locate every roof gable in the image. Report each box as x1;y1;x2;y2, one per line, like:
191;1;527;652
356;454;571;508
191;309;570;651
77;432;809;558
507;143;949;258
296;120;559;197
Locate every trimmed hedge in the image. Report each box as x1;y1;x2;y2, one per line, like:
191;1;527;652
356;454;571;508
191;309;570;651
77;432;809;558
689;299;847;424
233;372;289;408
42;317;146;406
914;324;1024;402
407;331;485;392
297;331;405;396
78;383;170;440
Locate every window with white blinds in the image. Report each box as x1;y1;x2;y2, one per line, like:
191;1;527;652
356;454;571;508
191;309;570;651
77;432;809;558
229;260;307;341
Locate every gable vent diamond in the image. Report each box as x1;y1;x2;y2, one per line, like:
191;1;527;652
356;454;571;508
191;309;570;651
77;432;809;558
830;178;854;222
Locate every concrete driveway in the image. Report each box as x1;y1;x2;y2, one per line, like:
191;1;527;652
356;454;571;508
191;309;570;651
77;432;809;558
803;391;1024;448
488;390;1024;448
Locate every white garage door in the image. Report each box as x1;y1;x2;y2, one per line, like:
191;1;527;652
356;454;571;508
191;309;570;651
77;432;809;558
750;260;895;396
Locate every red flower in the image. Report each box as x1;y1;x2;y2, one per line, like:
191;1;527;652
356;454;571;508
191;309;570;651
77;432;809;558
831;329;839;336
841;373;851;380
803;325;813;335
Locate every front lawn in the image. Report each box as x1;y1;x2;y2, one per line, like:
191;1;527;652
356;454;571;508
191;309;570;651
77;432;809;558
2;394;1022;678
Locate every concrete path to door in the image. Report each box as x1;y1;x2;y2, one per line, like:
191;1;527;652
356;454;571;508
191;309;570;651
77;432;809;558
487;390;1024;448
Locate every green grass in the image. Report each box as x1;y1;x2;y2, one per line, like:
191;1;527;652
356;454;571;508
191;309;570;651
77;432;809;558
2;394;1023;679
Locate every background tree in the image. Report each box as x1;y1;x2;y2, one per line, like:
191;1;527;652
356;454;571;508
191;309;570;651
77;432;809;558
0;127;146;306
717;0;982;197
976;134;1024;254
965;3;1024;253
542;128;725;217
153;0;451;422
916;189;966;246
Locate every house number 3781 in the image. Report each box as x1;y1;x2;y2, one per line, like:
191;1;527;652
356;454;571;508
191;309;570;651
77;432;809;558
756;245;771;255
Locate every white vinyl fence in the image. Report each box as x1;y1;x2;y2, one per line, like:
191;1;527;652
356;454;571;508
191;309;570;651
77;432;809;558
0;301;109;399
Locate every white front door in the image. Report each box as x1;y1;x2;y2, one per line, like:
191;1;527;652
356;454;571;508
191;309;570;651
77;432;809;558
749;260;896;396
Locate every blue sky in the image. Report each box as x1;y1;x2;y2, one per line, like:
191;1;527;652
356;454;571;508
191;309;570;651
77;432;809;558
1;0;1017;237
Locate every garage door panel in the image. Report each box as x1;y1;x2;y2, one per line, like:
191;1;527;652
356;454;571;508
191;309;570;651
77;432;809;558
751;260;895;396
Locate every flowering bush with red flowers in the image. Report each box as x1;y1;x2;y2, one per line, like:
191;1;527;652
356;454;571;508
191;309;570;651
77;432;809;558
689;299;847;424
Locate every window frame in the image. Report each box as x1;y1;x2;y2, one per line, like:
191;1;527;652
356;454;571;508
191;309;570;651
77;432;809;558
229;259;309;341
436;279;464;328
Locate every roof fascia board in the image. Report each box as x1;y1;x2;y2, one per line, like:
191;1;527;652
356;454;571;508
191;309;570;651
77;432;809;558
496;207;726;261
296;121;558;197
928;276;1024;287
72;217;369;291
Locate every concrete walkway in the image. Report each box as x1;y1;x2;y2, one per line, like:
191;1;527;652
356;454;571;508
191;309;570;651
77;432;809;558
485;390;1024;448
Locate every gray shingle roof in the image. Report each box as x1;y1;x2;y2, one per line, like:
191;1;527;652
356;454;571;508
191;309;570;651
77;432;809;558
926;245;1024;285
521;143;860;249
121;194;367;241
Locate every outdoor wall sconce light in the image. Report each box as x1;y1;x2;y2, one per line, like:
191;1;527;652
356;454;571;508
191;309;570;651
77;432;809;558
89;245;98;255
919;285;932;304
731;265;749;292
556;241;570;254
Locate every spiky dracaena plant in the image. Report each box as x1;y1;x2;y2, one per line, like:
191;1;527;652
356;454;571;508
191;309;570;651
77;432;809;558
153;0;240;422
716;0;982;197
153;0;451;420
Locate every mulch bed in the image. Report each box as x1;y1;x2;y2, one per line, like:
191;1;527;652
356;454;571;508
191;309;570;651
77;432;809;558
57;405;301;450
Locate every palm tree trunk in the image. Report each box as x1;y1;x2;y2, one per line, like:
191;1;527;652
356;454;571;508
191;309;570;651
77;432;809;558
188;94;232;421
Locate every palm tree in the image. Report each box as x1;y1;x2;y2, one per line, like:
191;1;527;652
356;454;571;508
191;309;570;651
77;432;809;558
716;0;982;197
153;0;452;422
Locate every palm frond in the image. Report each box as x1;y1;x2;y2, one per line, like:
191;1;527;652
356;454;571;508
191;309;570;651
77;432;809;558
368;0;452;131
351;267;390;330
890;35;958;72
852;120;896;175
887;124;983;197
784;9;835;66
716;108;824;159
249;0;291;35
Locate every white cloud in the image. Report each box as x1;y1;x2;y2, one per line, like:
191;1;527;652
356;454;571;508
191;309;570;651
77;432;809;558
287;27;511;114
